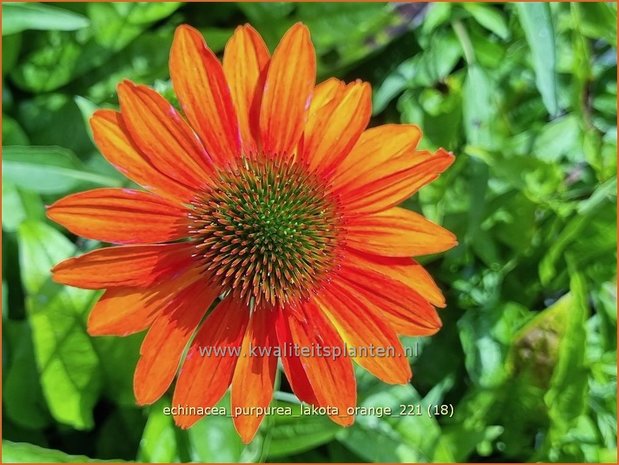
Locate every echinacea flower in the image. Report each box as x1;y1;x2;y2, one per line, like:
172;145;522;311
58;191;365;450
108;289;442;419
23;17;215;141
48;23;457;443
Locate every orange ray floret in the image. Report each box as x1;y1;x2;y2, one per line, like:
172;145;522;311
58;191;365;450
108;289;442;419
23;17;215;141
48;22;457;444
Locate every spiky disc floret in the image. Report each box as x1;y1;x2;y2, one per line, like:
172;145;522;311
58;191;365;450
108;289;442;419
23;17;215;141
189;155;341;308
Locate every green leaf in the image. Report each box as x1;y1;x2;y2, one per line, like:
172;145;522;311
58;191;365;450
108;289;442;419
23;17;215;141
185;393;260;462
3;320;51;430
74;96;98;144
72;30;174;103
539;178;617;285
398;80;463;150
2;3;90;36
11;4;180;92
94;334;143;407
463;64;494;147
95;407;145;460
297;2;390;58
199;27;235;54
10;31;92;93
532;114;581;162
266;400;341;458
2;116;29;146
467;146;565;205
463;4;509;40
421;3;453;35
17;94;95;154
542;263;589;460
336;384;442;462
2;32;21;75
17;221;101;429
3;146;121;195
138;400;181;463
516;2;559;116
2;440;126;463
436;388;503;461
376;26;462;112
575;2;617;45
1;182;44;232
458;303;530;388
87;3;181;51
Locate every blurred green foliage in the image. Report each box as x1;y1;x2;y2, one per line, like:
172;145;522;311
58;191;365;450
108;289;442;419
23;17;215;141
2;2;617;463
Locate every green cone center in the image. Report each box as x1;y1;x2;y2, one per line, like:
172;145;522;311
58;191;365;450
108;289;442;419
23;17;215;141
189;156;340;308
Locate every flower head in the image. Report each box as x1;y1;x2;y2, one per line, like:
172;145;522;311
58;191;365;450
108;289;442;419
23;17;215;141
48;23;457;443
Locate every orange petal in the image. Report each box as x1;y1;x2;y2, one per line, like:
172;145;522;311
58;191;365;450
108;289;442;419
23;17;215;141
337;148;455;214
333;124;422;189
52;243;195;290
275;307;320;406
134;281;219;405
260;23;316;156
335;262;442;336
87;268;201;336
173;298;249;429
223;24;270;153
304;80;371;176
91;110;194;203
316;283;412;384
344;247;446;307
293;78;343;162
345;207;457;257
117;81;213;190
286;300;356;427
231;306;278;443
47;188;188;244
170;25;240;164
307;78;342;111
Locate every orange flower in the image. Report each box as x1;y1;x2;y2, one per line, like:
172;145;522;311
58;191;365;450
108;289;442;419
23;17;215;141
48;23;457;443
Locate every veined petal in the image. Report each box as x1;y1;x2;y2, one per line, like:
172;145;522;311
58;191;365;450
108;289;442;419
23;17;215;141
333;124;422;189
223;24;270;153
231;306;278;444
304;80;371;176
47;188;188;244
275;307;320;406
87;268;201;336
117;81;213;190
52;243;195;289
346;207;457;257
134;281;219;406
317;283;411;384
170;25;240;163
307;78;342;112
344;248;446;307
173;298;249;429
90;110;194;203
260;23;316;155
286;300;356;427
335;262;442;336
337;148;455;214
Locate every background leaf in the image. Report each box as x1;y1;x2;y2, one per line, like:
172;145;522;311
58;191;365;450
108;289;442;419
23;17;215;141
2;2;616;463
2;3;90;36
2;146;121;195
516;2;559;116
